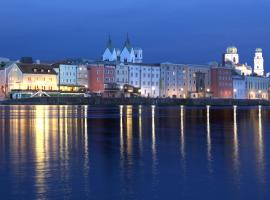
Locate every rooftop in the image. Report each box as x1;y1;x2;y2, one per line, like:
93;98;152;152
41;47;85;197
16;63;57;75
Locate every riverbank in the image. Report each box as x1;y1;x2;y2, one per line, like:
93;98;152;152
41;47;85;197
0;97;270;106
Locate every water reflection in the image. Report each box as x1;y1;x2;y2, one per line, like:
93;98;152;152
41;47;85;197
126;106;133;161
256;105;265;184
120;105;124;159
0;105;270;199
0;105;89;199
139;105;143;153
180;105;185;162
206;105;212;172
233;105;240;183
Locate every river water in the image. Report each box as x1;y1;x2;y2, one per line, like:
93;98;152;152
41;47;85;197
0;105;269;199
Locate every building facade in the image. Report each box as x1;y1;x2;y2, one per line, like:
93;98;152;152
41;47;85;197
115;63;129;87
160;63;188;98
139;64;160;97
211;67;233;98
88;63;105;93
232;75;246;99
0;63;58;97
186;65;211;98
77;65;89;88
245;75;269;99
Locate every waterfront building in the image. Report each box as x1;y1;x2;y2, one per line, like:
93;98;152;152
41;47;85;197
160;63;188;98
254;48;264;76
104;64;116;85
232;75;246;99
186;64;211;98
0;62;58;98
52;63;80;91
77;65;89;89
245;75;269;99
115;63;129;87
138;63;160;97
211;66;233;98
88;63;105;93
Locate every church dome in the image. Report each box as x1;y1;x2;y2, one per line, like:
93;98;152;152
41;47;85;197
227;46;238;54
256;48;262;53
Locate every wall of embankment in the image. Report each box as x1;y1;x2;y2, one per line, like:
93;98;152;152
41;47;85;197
1;97;270;106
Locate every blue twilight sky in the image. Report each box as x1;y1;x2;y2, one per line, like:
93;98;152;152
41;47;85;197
0;0;270;69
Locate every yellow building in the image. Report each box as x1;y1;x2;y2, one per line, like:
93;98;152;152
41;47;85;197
4;63;58;94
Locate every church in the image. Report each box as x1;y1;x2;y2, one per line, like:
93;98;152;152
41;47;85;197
223;46;264;76
102;35;143;63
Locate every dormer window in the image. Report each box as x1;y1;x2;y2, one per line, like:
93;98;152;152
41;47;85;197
48;69;51;73
33;68;37;72
41;69;44;72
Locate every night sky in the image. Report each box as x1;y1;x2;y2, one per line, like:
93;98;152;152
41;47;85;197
0;0;270;70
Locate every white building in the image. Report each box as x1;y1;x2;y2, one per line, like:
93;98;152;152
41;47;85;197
254;48;264;76
125;63;160;97
115;63;129;87
245;75;269;100
223;46;252;76
0;62;58;98
234;63;252;76
53;63;78;86
232;75;246;99
139;64;160;97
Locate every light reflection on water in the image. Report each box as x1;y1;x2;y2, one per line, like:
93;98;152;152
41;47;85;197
0;105;269;199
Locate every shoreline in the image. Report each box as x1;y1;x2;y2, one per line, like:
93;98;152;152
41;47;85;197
0;97;269;106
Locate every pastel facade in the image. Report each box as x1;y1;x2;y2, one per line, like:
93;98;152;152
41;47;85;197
88;63;105;93
53;64;77;85
139;64;160;97
104;65;116;84
211;67;233;98
245;76;269;99
0;63;58;96
160;63;188;98
115;63;129;87
232;75;246;99
186;65;211;98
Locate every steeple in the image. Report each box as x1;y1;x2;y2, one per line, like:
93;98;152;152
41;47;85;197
254;48;264;76
123;33;132;52
106;34;114;53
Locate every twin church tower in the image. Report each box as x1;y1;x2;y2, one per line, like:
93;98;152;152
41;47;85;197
224;47;264;76
102;35;143;63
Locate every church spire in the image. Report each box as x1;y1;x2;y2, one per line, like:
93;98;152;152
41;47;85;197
106;34;114;53
123;33;132;52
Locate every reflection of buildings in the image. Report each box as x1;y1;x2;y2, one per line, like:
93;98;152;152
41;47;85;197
233;106;240;178
0;105;89;198
180;106;185;161
256;106;265;183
